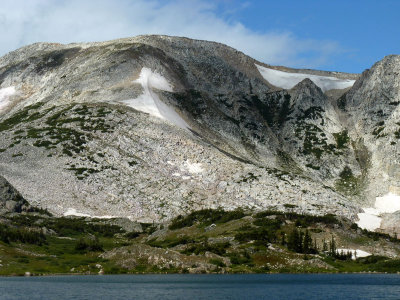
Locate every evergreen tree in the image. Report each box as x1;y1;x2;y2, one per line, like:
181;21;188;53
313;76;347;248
322;239;328;252
287;228;319;254
303;230;312;254
280;232;286;246
329;236;336;256
288;228;301;252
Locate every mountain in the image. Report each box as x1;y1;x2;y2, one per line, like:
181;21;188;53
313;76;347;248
0;35;399;236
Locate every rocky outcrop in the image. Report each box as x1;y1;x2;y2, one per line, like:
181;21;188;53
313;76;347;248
0;175;28;214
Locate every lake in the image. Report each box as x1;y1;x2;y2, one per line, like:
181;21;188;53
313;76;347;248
0;274;399;299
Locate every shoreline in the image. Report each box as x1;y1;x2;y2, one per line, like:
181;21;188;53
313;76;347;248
1;270;399;277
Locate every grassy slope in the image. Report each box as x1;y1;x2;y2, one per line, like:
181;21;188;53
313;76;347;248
1;209;400;275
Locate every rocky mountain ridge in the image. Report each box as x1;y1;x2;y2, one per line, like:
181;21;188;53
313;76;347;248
0;35;398;235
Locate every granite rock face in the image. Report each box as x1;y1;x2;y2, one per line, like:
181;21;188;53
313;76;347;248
342;55;400;202
0;175;28;214
0;35;399;234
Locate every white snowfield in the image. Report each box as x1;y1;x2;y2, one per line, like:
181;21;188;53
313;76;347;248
0;86;16;111
256;64;355;92
356;193;400;231
357;210;382;231
64;208;117;219
375;193;400;213
122;67;189;129
337;248;371;260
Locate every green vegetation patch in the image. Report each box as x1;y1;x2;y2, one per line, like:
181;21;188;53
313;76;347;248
236;172;260;183
10;215;123;238
254;211;339;227
335;166;363;196
169;208;246;230
181;241;230;256
0;102;46;132
75;237;103;253
294;106;340;159
287;228;317;254
235;224;278;244
3;208;400;275
1;104;116;177
249;92;293;128
333;130;350;149
0;223;46;245
147;235;195;249
1;103;114;155
393;123;400;139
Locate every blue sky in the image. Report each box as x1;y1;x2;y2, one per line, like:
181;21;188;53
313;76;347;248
223;0;400;73
0;0;398;73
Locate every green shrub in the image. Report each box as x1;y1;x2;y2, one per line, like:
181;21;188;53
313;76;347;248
182;241;230;256
254;211;283;218
253;218;282;230
333;130;350;149
209;258;226;267
125;231;140;239
361;229;399;243
350;223;358;230
235;227;276;243
74;237;103;252
40;217;123;237
357;255;387;264
169;209;245;230
0;224;46;245
147;236;194;248
226;252;252;265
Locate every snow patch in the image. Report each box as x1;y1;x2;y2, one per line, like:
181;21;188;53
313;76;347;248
134;67;173;92
255;64;355;92
122;67;189;129
337;248;371;260
356;193;400;231
64;208;117;219
356;213;382;231
184;160;203;174
64;208;90;217
375;193;400;213
0;86;16;111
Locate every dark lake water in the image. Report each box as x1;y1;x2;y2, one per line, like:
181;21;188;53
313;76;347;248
1;274;399;299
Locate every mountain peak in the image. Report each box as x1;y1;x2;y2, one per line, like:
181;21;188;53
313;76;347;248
0;35;399;235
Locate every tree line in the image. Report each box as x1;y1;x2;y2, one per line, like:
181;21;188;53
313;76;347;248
285;228;353;260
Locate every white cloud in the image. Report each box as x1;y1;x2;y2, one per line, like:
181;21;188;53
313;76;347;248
0;0;342;68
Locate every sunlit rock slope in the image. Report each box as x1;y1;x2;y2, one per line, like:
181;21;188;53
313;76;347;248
0;35;399;234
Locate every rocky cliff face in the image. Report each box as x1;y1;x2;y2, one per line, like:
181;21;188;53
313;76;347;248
0;35;398;234
343;55;400;199
0;175;29;214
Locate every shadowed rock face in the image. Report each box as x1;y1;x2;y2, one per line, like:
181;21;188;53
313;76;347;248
0;35;399;234
0;175;28;214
